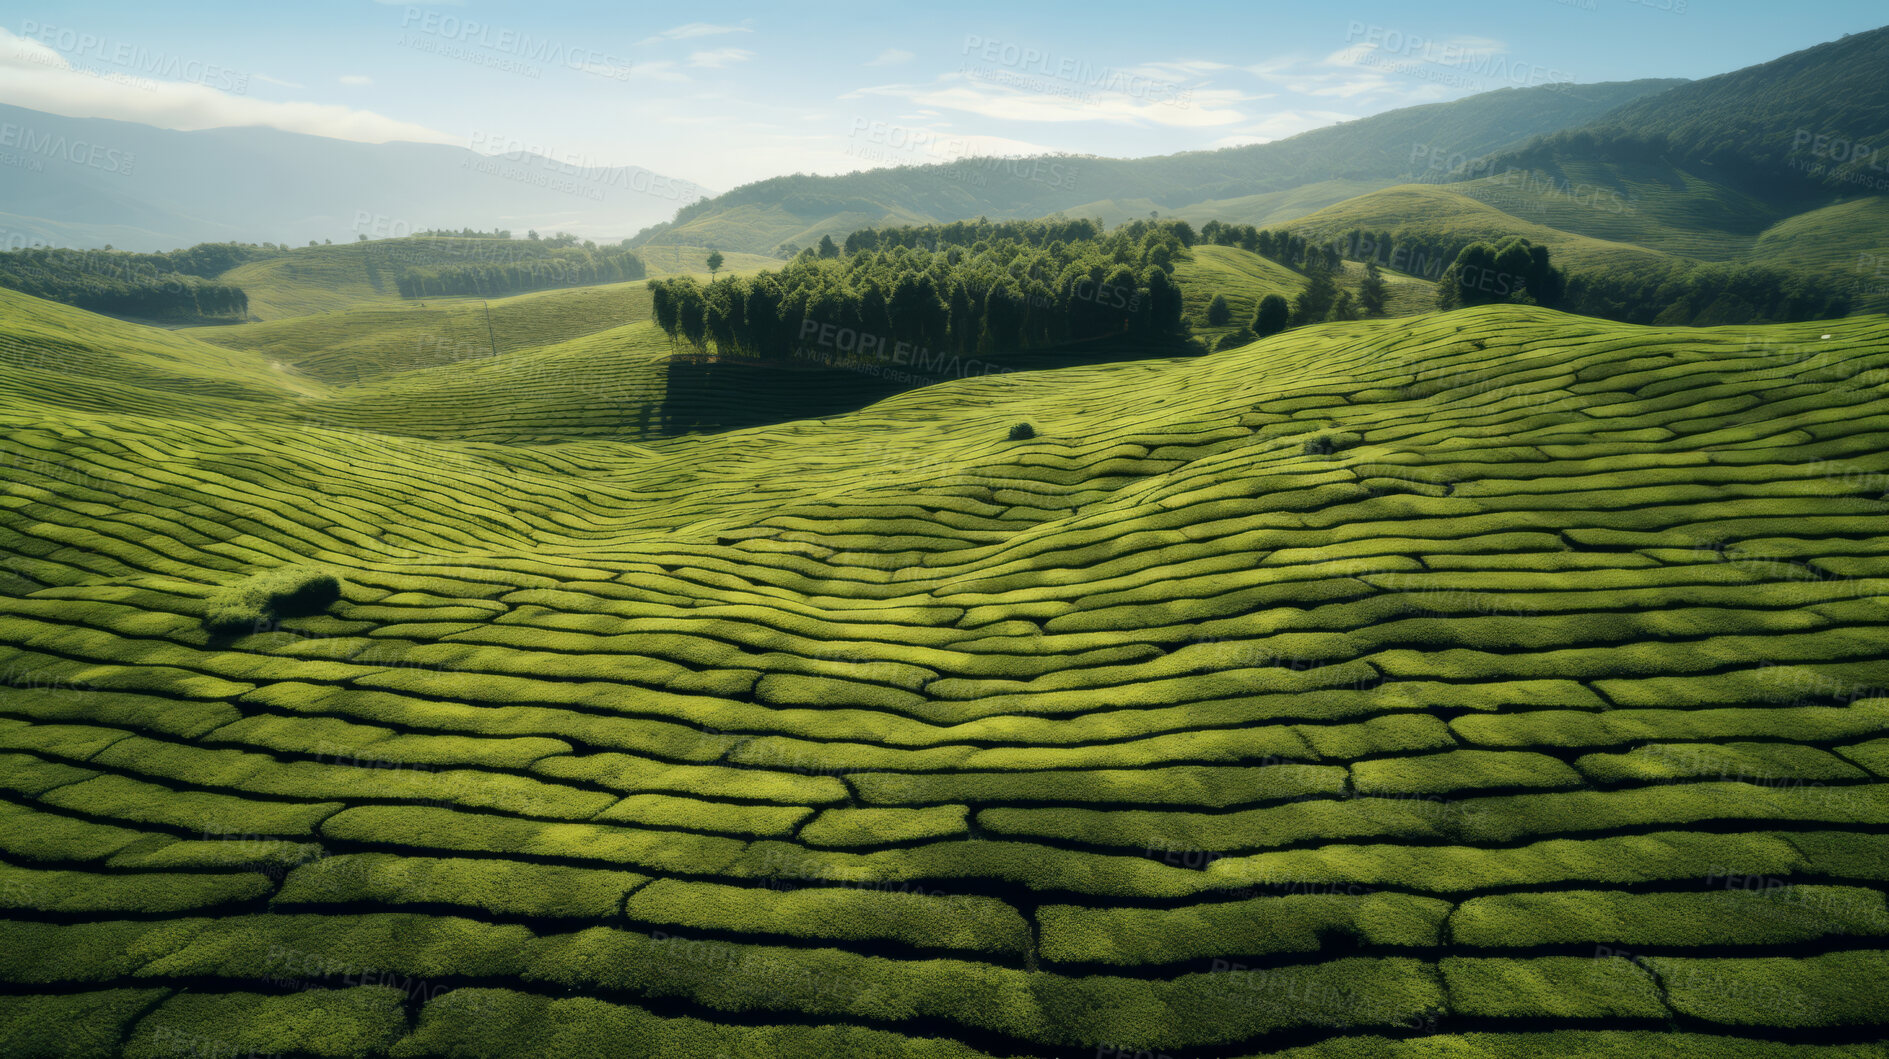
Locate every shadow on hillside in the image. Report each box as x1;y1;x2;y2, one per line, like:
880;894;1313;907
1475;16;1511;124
657;339;1205;437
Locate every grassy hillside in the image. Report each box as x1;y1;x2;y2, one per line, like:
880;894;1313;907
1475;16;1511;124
222;239;775;323
201;282;658;385
1057;180;1402;233
1174;245;1438;346
1175;245;1308;342
1281;184;1683;277
1450;159;1786;261
0;287;323;404
1752;197;1889;311
3;287;1889;1054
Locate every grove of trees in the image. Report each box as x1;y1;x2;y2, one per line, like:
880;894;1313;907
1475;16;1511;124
647;218;1196;363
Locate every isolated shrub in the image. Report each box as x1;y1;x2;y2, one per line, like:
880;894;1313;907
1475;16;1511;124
1253;294;1291;337
1206;294;1232;326
203;566;342;634
1008;422;1036;441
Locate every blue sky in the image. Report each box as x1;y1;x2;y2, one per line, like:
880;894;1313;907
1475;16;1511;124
1;0;1884;192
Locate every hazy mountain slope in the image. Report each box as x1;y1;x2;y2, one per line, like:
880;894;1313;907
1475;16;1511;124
1473;26;1889;199
640;80;1683;255
0;103;711;252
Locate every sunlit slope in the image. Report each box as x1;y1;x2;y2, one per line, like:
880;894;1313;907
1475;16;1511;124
1063;179;1399;231
1175;244;1307;341
1283;185;1683;277
3;305;1889;1055
1450;160;1788;261
1175;245;1438;346
1752;197;1889;311
215;237;762;323
201;281;657;384
0;287;324;406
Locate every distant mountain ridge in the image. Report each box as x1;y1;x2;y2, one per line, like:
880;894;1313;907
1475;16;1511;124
0;104;712;252
630;79;1685;255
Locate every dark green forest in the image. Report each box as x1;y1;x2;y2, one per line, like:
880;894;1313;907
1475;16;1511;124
646;219;1193;363
0;243;274;320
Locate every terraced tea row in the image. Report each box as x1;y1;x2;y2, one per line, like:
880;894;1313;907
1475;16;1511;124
2;302;1888;1055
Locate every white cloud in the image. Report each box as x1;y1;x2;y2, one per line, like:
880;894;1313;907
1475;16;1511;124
1206;109;1359;147
688;48;753;69
0;27;453;144
252;73;303;89
339;74;372;86
639;22;752;45
865;49;914;67
847;74;1250;129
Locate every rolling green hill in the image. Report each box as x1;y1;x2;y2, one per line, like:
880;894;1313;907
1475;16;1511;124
1751;197;1889;311
3;283;1889;1055
215;238;777;324
1448;159;1787;261
1280;185;1684;278
198;281;658;385
1175;246;1437;346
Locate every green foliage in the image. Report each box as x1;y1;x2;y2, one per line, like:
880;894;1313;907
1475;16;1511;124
1436;237;1566;309
1358;260;1389;316
394;244;645;299
1253;293;1291;336
202;567;342;634
0;245;261;320
1008;422;1036;440
1206;293;1232;325
647;218;1192;361
124;987;407;1058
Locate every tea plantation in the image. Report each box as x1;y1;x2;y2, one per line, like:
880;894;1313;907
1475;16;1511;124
3;287;1889;1056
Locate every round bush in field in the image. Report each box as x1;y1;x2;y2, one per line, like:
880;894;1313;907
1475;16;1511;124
1008;422;1036;441
203;566;343;634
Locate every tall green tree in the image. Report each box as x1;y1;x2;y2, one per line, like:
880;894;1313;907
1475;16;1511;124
1206;294;1232;326
1291;259;1339;325
1358;260;1388;316
706;250;724;278
1253;294;1290;337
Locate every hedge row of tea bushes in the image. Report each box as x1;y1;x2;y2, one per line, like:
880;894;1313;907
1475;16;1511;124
2;303;1889;1053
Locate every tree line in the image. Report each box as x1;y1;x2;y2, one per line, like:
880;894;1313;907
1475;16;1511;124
1199;221;1845;327
393;245;647;299
0;244;267;320
646;219;1195;363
